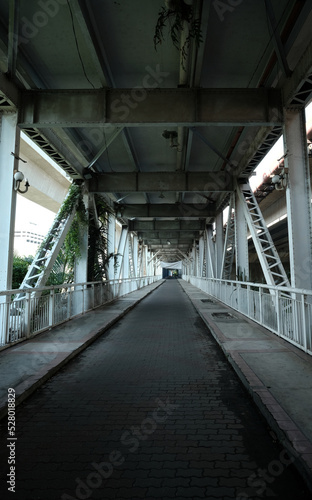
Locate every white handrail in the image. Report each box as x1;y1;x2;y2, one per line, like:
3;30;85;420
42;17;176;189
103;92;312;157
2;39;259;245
183;275;312;355
0;276;162;349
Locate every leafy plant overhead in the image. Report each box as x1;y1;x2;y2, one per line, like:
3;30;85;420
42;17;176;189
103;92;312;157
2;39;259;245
153;0;203;68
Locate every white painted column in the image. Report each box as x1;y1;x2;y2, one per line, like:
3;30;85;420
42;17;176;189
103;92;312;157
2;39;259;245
122;234;129;279
107;214;116;281
72;193;89;315
198;237;205;277
215;213;224;278
235;190;249;281
191;243;196;275
133;234;138;277
206;225;215;279
0;114;20;344
74;193;89;284
144;245;148;276
284;108;312;290
0;113;20;292
146;248;152;276
116;226;128;280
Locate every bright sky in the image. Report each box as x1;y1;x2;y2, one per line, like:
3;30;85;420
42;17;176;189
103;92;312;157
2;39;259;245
15;196;56;235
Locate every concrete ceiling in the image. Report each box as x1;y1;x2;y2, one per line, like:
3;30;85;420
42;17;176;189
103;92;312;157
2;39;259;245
1;0;312;262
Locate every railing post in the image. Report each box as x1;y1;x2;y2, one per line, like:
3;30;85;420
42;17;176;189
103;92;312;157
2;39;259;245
301;294;307;352
291;292;297;342
92;283;95;309
275;289;281;336
68;287;71;319
101;282;104;305
259;287;263;324
0;298;10;345
229;281;232;306
247;284;251;318
82;284;86;314
25;292;32;339
48;289;55;327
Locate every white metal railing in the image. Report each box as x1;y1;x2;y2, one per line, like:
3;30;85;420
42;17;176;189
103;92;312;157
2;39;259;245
183;275;312;355
0;276;162;349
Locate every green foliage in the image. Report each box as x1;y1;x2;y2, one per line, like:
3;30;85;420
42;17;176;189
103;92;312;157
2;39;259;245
57;183;84;223
12;255;33;289
40;185;119;285
153;1;203;69
87;195;119;282
37;183;87;285
46;249;73;286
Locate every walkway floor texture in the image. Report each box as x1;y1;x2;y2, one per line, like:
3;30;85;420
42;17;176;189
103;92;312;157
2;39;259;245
0;279;311;499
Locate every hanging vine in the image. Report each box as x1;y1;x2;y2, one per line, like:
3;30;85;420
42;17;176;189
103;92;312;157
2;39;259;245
153;0;203;69
39;182;87;285
87;195;120;282
41;184;120;285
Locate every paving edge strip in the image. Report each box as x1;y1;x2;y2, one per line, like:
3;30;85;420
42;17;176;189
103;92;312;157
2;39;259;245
178;280;312;494
0;280;165;422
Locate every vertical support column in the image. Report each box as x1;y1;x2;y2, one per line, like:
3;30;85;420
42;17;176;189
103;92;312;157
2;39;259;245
0;113;20;292
116;225;128;280
72;192;89;315
198;237;204;277
146;248;152;276
206;225;215;279
191;242;196;275
0;113;20;344
107;214;116;281
122;233;129;279
144;245;148;277
133;234;138;277
284;108;312;290
215;213;224;279
235;189;249;281
74;193;89;284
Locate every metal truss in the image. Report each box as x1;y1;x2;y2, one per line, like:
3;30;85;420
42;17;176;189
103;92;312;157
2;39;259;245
237;183;289;287
22;128;80;178
14;192;78;300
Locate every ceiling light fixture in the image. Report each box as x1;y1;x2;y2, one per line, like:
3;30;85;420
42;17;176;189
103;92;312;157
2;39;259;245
162;130;182;152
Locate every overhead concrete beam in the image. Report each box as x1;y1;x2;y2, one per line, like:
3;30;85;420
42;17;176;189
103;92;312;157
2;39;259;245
119;203;216;218
18;88;283;128
89;172;234;193
129;219;206;231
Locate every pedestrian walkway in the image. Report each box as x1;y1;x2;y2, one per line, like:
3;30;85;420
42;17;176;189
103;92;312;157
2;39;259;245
0;279;164;420
0;279;311;499
179;279;312;491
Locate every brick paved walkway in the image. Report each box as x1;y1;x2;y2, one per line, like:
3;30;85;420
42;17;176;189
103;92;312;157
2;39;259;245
0;280;310;499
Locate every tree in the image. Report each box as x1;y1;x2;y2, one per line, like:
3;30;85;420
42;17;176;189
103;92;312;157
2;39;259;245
12;255;33;290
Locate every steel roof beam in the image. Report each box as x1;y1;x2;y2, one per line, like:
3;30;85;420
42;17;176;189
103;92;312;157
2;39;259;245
118;203;216;218
88;172;234;193
139;231;200;240
18;88;283;128
129;220;206;231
